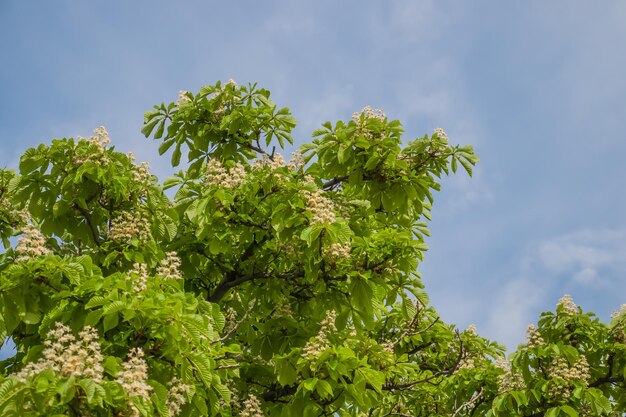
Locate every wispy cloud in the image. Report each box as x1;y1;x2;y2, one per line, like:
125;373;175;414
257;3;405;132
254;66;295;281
480;228;626;349
537;229;626;286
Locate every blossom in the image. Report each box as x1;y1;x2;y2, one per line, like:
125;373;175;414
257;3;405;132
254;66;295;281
205;158;247;189
549;356;590;383
15;223;49;262
301;189;336;225
465;324;478;337
116;348;153;414
16;323;104;383
323;242;351;261
525;324;545;348
496;359;525;393
176;90;192;107
557;294;578;315
288;151;304;170
352;105;386;122
166;377;191;416
611;304;626;320
108;210;151;243
302;310;337;360
433;127;448;141
128;263;149;292
74;126;111;165
156;251;183;280
547;355;590;400
241;394;264;417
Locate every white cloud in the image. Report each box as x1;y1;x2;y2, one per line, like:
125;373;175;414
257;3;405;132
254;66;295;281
537;229;626;285
477;228;626;350
483;276;547;350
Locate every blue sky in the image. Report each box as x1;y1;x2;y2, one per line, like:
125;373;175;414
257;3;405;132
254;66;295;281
1;1;626;354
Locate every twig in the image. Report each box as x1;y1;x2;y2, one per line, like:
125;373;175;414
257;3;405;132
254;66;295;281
215;299;257;343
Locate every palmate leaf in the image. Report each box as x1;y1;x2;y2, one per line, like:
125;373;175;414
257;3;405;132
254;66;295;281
0;378;26;412
187;352;214;389
180;314;215;344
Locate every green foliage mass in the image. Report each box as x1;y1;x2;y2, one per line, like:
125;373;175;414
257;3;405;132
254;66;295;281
0;80;625;416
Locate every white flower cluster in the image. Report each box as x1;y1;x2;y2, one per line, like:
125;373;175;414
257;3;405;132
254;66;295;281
465;324;478;337
557;294;578;315
0;199;29;224
352;106;386;122
323;242;351;261
252;153;286;171
301;189;336;224
241;393;264;417
351;106;386;140
549;356;590;383
108;210;151;243
459;355;476;370
75;126;111;165
251;153;289;182
116;347;153;416
525;324;545;348
15;223;49;262
546;355;590;400
288;151;304;170
224;307;238;333
16;323;104;383
611;304;626;342
127;152;152;184
156;251;183;280
496;359;525;394
381;340;394;355
611;304;626;320
166;377;191;416
176;90;192;107
205;158;247;189
302;310;337;360
433;128;448;141
128;263;149;292
272;303;293;319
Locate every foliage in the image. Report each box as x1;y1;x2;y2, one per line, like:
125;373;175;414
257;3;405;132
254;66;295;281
0;80;624;416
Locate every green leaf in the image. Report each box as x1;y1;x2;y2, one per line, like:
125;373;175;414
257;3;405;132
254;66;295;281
188;352;214;389
158;139;176;155
276;358;298;386
141;117;161;137
560;405;578;417
545;407;560;417
171;144;182;167
315;380;333;400
303;378;318;391
357;368;384;394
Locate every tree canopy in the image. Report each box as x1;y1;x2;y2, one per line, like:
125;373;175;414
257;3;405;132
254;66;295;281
1;80;625;416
